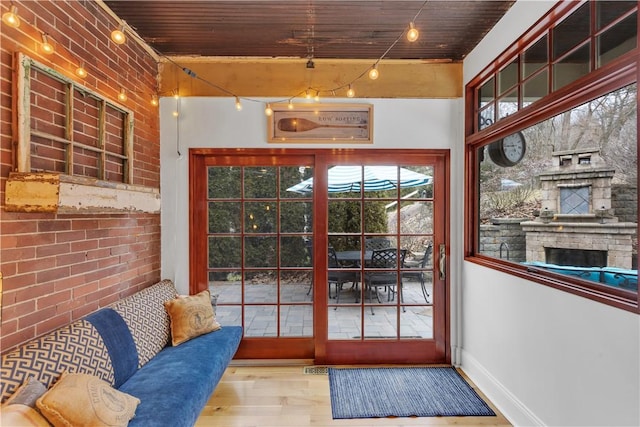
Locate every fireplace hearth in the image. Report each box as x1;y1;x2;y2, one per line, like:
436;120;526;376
521;148;636;269
545;247;607;268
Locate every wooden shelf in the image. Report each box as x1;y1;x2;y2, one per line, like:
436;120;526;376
5;172;160;214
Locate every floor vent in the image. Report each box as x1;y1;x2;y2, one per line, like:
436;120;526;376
303;366;329;375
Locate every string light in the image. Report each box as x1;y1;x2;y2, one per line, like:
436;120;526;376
41;34;54;55
111;22;126;45
75;64;88;78
2;0;428;116
159;0;428;112
3;5;162;109
407;22;419;42
2;5;20;28
346;85;355;98
368;64;379;80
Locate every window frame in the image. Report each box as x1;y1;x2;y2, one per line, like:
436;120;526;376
464;0;639;313
16;53;134;183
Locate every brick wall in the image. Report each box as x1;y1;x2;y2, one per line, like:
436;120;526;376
1;1;160;352
479;218;528;262
612;184;638;224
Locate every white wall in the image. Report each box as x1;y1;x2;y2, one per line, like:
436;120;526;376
159;2;639;425
160;96;463;293
462;1;640;426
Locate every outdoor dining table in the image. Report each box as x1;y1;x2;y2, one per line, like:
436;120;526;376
335;250;373;266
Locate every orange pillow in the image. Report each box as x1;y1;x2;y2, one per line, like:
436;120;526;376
164;289;221;346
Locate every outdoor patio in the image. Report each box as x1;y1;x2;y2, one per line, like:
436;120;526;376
210;276;434;340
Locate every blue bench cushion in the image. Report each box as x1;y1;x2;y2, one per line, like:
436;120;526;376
85;308;138;388
119;326;243;427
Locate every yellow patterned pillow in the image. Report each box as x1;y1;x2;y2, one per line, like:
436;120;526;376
164;289;221;346
36;372;139;427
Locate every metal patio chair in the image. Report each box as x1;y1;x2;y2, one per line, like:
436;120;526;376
364;248;406;314
402;243;432;303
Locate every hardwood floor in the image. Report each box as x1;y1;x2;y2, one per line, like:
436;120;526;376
195;364;512;427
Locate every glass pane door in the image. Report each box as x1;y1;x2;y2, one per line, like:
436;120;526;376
315;152;448;365
193;153;316;359
324;165;434;340
191;150;449;363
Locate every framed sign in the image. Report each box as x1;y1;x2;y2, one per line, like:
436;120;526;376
267;103;372;143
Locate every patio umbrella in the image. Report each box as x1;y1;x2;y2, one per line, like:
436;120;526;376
287;165;432;194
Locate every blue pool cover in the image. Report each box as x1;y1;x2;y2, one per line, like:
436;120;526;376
525;261;638;292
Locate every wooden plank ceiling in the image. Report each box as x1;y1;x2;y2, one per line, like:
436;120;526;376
103;1;516;98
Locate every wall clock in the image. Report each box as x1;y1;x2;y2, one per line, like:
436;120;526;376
488;131;526;167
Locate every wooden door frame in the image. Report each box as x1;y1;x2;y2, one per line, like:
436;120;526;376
190;148;450;364
313;150;450;365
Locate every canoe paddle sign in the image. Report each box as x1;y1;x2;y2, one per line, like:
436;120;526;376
277;117;368;132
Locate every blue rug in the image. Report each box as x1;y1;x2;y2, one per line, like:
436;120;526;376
328;367;496;419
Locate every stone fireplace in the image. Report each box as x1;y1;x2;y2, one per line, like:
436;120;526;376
521;148;636;269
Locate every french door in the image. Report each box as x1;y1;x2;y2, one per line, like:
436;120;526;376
190;148;449;364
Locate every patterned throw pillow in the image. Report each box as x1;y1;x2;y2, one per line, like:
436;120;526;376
36;372;139;427
3;376;47;407
164;289;221;346
1;377;51;426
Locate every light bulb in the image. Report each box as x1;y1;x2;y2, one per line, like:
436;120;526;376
265;104;273;116
41;34;54;55
346;85;355;98
75;65;88;78
2;6;20;28
111;22;126;45
118;88;127;102
369;65;379;80
314;91;320;102
407;22;419;42
305;90;311;99
235;97;242;111
287;100;294;110
151;95;159;106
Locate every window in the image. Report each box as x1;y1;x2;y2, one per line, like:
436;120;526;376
466;1;639;313
475;1;637;132
16;54;133;183
205;161;315;339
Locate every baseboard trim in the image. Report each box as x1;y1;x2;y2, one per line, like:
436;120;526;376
460;350;545;427
230;359;314;367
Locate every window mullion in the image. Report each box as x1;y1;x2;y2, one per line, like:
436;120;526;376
65;83;73;176
98;100;106;180
124;112;134;184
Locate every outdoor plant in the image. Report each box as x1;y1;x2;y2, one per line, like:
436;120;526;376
479;185;539;223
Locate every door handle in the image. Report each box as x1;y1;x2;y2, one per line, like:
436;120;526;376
438;244;446;281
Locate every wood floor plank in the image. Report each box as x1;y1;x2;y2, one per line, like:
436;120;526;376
195;366;512;427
